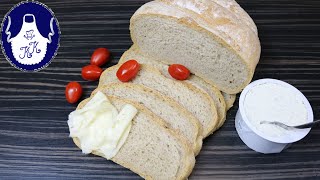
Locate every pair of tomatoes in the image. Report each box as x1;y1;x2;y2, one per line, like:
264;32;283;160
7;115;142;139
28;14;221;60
66;48;110;104
82;48;110;81
116;62;190;82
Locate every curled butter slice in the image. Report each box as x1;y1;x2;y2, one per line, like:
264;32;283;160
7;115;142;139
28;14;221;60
68;91;138;159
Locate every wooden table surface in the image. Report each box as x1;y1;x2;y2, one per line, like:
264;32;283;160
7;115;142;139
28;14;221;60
0;0;320;179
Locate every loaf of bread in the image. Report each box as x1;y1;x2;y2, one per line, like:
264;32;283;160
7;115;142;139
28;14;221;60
74;96;195;179
94;83;203;154
130;0;261;94
99;64;219;137
118;46;228;130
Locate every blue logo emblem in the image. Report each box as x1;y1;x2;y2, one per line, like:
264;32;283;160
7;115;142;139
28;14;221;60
1;1;60;71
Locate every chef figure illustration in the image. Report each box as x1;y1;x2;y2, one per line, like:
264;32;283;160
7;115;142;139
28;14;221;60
1;1;60;71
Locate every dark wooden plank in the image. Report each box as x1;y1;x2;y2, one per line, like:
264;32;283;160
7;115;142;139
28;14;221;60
0;0;319;179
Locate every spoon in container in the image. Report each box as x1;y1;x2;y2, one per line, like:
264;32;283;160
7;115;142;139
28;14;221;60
260;119;320;130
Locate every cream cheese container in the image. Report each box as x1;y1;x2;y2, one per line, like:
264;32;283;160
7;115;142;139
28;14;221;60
235;79;313;154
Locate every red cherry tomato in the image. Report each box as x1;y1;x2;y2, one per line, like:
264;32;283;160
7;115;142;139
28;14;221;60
168;64;190;80
65;82;83;104
116;60;140;82
90;48;111;67
82;65;103;81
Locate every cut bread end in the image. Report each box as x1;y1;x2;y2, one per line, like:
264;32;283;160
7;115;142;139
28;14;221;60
130;13;256;94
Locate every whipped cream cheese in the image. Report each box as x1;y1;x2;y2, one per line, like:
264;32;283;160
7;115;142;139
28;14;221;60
68;91;137;159
244;83;308;137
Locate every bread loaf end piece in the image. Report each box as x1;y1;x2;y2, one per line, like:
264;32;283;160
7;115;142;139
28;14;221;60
130;0;261;94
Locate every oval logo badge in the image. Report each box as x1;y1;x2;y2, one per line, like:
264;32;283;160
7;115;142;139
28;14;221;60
1;1;60;71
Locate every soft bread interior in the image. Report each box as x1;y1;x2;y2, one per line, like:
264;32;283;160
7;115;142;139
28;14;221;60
73;97;195;180
131;15;249;94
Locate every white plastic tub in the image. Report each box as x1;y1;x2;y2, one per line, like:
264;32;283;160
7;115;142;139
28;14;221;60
235;79;313;154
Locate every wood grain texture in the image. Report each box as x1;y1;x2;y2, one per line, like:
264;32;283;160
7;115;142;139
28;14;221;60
0;0;320;179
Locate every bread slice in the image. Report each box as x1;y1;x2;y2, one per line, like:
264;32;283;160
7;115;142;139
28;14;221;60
222;92;236;110
73;96;195;180
130;0;261;94
99;64;218;137
93;83;203;154
118;45;227;130
188;75;226;130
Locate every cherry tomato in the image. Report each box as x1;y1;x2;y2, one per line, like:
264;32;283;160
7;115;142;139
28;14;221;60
90;48;111;67
81;65;103;81
116;60;140;82
65;82;83;104
168;64;190;80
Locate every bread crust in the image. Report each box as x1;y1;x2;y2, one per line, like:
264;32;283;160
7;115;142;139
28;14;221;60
222;92;236;110
72;96;195;180
210;0;258;35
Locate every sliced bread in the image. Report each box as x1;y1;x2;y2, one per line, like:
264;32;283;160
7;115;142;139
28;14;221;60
118;46;227;130
93;83;203;154
73;96;195;179
130;0;261;94
188;75;226;130
99;64;218;137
